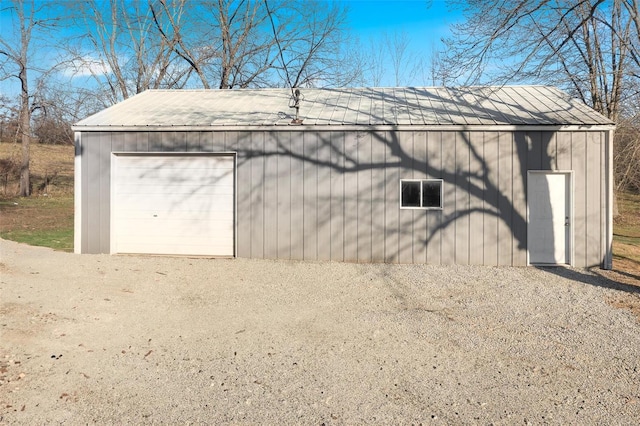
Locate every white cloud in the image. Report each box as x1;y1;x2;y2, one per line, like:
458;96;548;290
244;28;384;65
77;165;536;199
60;55;113;78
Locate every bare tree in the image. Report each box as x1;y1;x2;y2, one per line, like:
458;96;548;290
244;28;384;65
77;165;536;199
69;0;357;100
357;30;427;87
438;0;640;121
0;95;18;144
383;31;425;86
363;37;386;86
30;82;93;145
615;116;640;193
0;0;59;196
148;0;215;89
158;0;359;90
437;0;640;215
68;0;192;105
204;0;277;89
266;0;361;88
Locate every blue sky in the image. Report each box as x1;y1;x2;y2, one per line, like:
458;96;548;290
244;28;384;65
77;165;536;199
341;0;462;85
344;0;458;36
0;0;462;100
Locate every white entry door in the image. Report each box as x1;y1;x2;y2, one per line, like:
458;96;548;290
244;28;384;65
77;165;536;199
527;172;571;265
111;154;235;256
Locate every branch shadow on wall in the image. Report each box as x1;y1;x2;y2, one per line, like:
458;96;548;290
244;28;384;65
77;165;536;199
232;87;561;264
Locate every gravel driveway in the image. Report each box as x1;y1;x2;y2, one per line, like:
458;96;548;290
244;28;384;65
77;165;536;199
1;238;639;424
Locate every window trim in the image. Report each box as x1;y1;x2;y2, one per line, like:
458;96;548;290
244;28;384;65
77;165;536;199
399;179;443;210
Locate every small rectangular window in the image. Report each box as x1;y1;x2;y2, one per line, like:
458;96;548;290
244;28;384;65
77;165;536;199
400;179;443;209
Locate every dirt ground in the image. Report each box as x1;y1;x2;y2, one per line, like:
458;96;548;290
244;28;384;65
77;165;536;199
1;239;640;424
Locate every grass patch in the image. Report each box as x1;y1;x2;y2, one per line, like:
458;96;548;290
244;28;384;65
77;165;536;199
615;192;640;238
613;191;640;273
613;239;640;265
2;227;73;251
1;142;74;251
0;196;74;252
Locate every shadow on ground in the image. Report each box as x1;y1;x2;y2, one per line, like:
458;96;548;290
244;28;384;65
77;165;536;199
536;265;640;294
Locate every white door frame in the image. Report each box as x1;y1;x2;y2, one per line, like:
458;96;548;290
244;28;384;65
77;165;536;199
527;170;574;266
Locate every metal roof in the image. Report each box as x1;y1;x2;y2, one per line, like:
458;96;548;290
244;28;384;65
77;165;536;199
74;86;614;129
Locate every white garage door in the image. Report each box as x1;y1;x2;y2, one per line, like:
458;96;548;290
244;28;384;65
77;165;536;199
111;154;235;256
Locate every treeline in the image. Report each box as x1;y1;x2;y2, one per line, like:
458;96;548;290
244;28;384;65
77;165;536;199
1;0;640;195
0;1;424;147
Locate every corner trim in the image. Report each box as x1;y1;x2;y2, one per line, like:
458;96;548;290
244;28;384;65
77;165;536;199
74;132;82;253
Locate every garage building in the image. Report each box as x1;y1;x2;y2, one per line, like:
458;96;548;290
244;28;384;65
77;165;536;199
73;86;615;268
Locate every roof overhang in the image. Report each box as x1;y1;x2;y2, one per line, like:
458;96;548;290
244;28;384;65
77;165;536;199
72;124;616;133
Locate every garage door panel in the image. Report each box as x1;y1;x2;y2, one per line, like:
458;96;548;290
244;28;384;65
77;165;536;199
119;155;233;167
114;194;235;212
113;183;234;196
122;157;234;169
117;157;234;169
114;209;234;221
115;241;234;256
116;230;233;245
114;220;233;237
112;154;235;256
114;167;234;183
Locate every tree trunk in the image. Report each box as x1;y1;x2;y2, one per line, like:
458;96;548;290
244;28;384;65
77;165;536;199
19;41;30;197
20;128;30;196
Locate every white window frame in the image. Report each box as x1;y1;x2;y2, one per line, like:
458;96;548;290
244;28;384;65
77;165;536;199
399;179;443;210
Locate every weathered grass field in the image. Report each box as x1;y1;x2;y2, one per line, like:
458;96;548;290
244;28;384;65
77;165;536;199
0;142;74;251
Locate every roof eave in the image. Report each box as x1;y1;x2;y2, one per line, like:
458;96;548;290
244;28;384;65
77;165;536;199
72;123;616;133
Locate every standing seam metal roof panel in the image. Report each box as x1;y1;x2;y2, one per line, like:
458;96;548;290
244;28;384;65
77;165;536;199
413;88;438;125
343;89;361;124
402;88;422;125
302;89;324;126
536;86;595;125
498;87;542;124
522;86;569;125
476;88;516;125
73;86;615;128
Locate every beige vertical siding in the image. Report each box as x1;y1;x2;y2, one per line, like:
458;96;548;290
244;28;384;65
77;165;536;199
512;132;528;265
383;131;400;263
573;132;587;266
497;131;514;265
303;131;318;261
289;131;305;260
78;128;608;266
342;133;359;262
455;132;470;265
98;133;111;253
357;131;373;263
483;132;500;266
371;131;386;262
425;131;442;265
264;132;279;259
440;131;457;264
330;131;345;261
250;131;265;259
586;132;603;266
276;132;292;259
469;132;485;265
